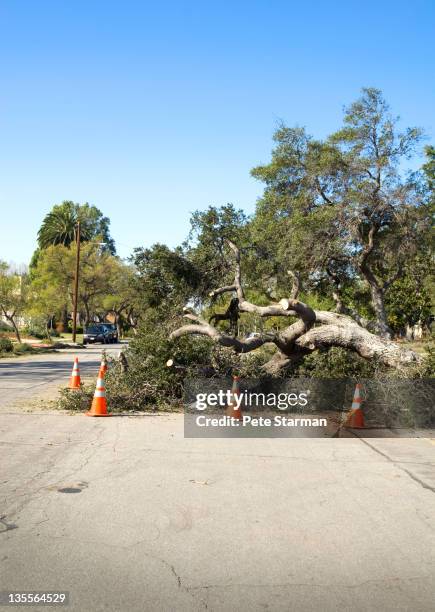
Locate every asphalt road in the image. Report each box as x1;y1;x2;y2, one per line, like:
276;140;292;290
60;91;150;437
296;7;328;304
1;406;435;611
1;349;435;611
0;344;125;411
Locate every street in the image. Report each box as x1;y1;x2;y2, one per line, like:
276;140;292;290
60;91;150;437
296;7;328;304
0;357;435;612
0;345;124;412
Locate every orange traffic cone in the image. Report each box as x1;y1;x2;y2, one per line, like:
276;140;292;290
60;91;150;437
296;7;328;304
86;367;111;417
69;357;81;389
225;376;242;420
344;383;365;428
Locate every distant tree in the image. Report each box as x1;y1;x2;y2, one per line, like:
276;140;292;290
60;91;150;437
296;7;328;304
30;247;74;331
0;262;28;342
33;201;116;331
31;241;121;328
28;276;65;337
102;263;138;337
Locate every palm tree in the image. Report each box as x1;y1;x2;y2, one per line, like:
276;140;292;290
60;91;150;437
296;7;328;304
37;202;91;248
37;201;93;333
35;201;116;333
37;201;115;253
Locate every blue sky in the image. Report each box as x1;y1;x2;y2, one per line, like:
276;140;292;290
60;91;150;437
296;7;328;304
1;0;434;265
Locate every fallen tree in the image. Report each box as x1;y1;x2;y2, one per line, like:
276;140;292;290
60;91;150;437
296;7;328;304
169;240;421;374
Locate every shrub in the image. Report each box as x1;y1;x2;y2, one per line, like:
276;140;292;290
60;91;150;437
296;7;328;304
14;343;35;353
23;323;59;339
0;336;13;353
67;322;83;334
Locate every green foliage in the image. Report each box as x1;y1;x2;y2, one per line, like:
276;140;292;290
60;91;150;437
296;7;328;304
0;320;12;332
57;385;94;412
112;310;211;407
385;264;433;331
422;145;435;192
132;244;200;309
186;204;250;299
29;245;74;321
23;317;59;339
295;347;379;378
0;336;13;352
421;346;435;377
403;345;435;378
30;241;133;327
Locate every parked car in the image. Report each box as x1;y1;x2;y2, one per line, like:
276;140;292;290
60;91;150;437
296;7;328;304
83;325;112;345
103;323;119;343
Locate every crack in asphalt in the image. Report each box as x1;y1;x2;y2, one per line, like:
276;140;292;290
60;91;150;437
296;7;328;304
186;574;432;591
0;516;18;533
354;435;435;494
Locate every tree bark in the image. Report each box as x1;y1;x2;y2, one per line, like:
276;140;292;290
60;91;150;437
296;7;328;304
296;321;418;368
60;305;69;334
111;311;122;339
358;224;394;339
367;281;392;339
1;308;21;343
83;302;91;327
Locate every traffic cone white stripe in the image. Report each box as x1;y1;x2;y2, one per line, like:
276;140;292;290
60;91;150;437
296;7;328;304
86;366;110;416
344;383;365;428
69;357;81;389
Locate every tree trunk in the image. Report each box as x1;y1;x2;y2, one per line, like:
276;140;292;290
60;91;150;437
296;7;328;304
60;305;68;334
6;314;21;343
128;311;138;334
83;302;91;327
368;282;392;339
115;314;122;340
359;256;393;339
1;306;21;343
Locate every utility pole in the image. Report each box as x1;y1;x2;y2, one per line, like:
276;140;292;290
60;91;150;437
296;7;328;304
72;221;81;343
